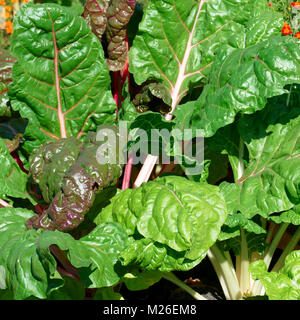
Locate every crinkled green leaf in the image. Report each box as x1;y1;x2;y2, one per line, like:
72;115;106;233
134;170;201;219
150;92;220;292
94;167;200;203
0;138;33;204
26;131;124;231
218;232;267;257
269;209;300;225
220;93;300;219
191;35;300;137
0;207;63;300
119;237;203;272
250;250;300;300
97;176;227;270
37;222;128;288
0;207;128;298
9;3;116;154
129;0;271;113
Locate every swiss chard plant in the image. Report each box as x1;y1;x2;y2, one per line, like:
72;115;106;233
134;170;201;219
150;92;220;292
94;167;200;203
0;0;299;300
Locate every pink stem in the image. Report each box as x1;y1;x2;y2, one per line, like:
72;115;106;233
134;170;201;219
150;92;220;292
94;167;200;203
113;71;120;108
11;151;29;174
50;245;80;281
122;152;133;190
133;112;174;188
0;198;11;207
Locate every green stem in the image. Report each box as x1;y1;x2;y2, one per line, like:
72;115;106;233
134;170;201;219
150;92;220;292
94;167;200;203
263;222;289;269
240;228;250;295
237;138;245;180
265;221;276;245
253;223;291;297
272;226;300;272
208;244;242;300
162;272;207;300
207;249;231;300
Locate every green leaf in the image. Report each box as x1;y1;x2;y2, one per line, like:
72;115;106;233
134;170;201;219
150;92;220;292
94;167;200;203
129;0;270;113
0;138;33;204
97;176;227;270
37;222;128;288
0;207;127;298
0;82;11;117
122;267;162;291
93;287;124;300
9;3;116;154
250;250;300;300
191;35;300;137
220;93;300;219
48;275;85;300
119;237;203;272
269;209;300;225
0;207;63;300
128;111;175;156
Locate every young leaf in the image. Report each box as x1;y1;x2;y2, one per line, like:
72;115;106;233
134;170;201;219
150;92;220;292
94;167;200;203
96;176;227;269
250;250;300;300
106;0;137;71
82;0;110;41
26;131;124;231
119;237;203;272
9;3;116;153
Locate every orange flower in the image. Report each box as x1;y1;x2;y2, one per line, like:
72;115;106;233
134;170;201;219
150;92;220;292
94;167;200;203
5;20;13;34
5;5;12;11
291;2;300;8
10;0;18;3
294;32;300;39
21;0;29;2
0;0;5;5
4;10;11;19
281;22;293;35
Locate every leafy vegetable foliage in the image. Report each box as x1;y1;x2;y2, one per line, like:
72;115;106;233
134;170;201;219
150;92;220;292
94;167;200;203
250;250;300;300
9;3;116;154
96;176;227;270
26;131;124;231
0;207;128;299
